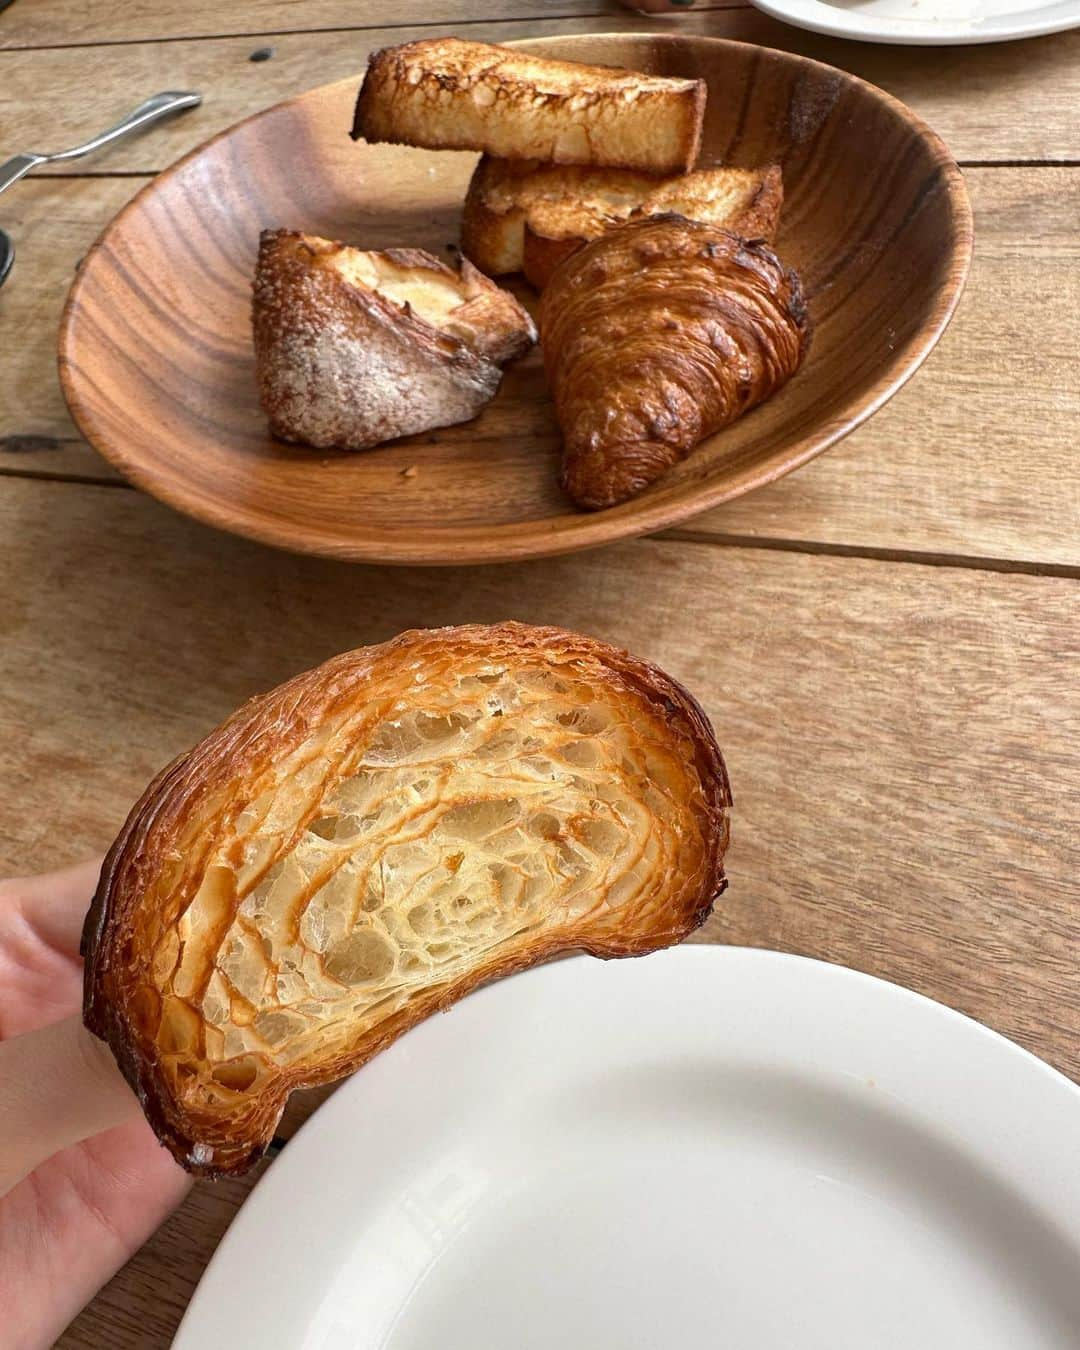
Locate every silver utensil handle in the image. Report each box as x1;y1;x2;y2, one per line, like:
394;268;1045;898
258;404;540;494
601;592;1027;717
41;90;202;163
0;153;44;196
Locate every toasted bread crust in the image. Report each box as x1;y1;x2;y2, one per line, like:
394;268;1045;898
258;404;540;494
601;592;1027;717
352;38;705;173
462;159;784;288
461;158;540;276
522;231;582;290
719;163;784;244
540;215;810;509
523;164;783;288
83;623;731;1176
252;229;535;450
451;255;537;364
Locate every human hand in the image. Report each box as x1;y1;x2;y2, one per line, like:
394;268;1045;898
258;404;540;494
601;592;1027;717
0;862;191;1349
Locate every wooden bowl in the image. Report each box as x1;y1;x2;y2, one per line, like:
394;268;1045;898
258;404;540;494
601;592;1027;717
59;34;972;565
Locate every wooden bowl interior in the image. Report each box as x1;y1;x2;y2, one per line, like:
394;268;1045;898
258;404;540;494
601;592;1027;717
59;34;971;563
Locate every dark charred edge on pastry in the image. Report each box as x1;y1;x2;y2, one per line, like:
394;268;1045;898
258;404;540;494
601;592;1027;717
729;231;813;365
784;263;813;366
82;623;731;1177
82;750;207;1167
351;45;387;142
685;78;707;172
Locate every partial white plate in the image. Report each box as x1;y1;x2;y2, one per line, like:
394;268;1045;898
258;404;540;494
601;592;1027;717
748;0;1080;43
174;947;1080;1349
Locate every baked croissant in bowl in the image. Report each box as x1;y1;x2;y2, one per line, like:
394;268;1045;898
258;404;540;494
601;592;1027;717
82;623;731;1176
539;214;811;510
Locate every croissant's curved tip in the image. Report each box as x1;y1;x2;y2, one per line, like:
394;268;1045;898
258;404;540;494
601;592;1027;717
562;441;675;510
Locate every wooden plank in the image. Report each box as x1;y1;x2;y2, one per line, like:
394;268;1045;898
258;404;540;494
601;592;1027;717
1;12;1077;165
0;177;129;481
2;168;1076;565
0;1;731;48
3;475;1078;1086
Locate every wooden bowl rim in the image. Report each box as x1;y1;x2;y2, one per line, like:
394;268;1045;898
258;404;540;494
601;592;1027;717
58;32;974;566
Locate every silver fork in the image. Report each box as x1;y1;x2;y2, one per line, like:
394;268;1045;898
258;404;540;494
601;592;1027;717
0;91;202;287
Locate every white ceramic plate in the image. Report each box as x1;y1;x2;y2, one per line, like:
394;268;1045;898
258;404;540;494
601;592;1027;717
748;0;1080;43
174;947;1080;1349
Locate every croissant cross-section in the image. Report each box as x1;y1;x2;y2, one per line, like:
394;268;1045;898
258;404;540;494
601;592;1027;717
82;624;731;1175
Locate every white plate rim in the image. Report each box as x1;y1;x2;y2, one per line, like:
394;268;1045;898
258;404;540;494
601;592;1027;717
747;0;1080;43
173;945;1080;1347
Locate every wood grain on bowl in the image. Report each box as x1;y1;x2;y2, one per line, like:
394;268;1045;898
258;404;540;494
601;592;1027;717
57;33;972;565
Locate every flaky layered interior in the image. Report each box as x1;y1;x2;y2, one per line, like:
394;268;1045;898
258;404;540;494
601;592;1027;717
165;662;703;1090
330;248;473;328
85;626;729;1174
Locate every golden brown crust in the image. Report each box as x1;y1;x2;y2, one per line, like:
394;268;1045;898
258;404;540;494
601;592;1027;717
82;623;731;1177
351;38;706;174
252;229;535;451
523;230;583;291
539;215;811;510
725;163;785;245
460;158;540;277
522;166;784;289
462;158;784;290
450;256;536;364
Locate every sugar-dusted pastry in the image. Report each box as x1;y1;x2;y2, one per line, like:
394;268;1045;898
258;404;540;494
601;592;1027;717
252;229;536;450
540;214;810;509
82;623;731;1176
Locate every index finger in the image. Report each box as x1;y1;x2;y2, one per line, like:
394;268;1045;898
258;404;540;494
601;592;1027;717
0;859;103;961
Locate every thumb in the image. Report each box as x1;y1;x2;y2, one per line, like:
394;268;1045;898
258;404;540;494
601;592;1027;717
0;1015;141;1198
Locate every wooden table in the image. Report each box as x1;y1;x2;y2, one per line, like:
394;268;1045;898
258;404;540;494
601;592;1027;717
1;2;1077;1344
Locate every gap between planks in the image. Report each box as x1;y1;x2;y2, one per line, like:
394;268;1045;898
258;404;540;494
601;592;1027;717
662;529;1080;580
4;473;1077;580
22;162;1080;179
959;158;1080;168
4;14;1076;168
0;465;134;488
0;5;742;53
